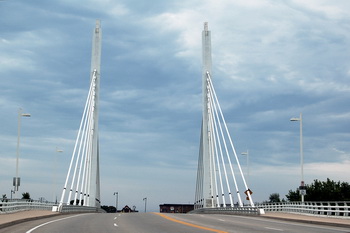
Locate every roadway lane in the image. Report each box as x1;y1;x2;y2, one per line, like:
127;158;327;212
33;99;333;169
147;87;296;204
1;212;349;233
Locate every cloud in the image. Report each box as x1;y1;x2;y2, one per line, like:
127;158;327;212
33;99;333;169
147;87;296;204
0;0;349;209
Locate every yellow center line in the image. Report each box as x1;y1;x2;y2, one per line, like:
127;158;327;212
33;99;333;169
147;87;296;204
153;212;228;233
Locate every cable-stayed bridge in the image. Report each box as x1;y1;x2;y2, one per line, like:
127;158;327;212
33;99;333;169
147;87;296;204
54;21;254;213
2;22;350;230
2;21;350;224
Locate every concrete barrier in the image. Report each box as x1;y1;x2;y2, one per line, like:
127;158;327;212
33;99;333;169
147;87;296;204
189;206;264;215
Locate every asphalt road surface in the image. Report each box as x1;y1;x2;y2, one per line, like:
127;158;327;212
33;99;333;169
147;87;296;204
1;212;349;233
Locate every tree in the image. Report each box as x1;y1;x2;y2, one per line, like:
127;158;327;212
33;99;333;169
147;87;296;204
286;189;301;202
305;178;350;201
269;193;281;203
22;192;31;200
286;178;350;202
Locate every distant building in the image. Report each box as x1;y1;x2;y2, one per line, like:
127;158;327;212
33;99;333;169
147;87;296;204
159;204;194;213
121;205;138;213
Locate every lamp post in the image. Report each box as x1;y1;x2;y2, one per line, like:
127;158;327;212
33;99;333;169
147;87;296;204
143;197;147;213
290;112;305;203
53;148;63;203
14;108;31;198
114;192;118;213
241;150;249;187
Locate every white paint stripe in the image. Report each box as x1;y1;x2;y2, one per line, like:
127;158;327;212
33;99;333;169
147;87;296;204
114;217;117;220
114;223;118;227
264;227;284;231
26;214;90;233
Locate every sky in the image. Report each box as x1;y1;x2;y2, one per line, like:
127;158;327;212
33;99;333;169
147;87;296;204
1;0;350;212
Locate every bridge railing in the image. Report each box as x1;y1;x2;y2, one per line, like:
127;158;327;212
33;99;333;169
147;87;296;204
189;206;264;215
55;204;105;213
0;199;55;214
0;199;106;214
257;201;350;218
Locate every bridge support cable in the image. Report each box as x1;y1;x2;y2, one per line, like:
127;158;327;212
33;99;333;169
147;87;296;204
59;71;97;208
73;81;95;205
70;72;96;205
206;72;244;207
58;20;102;210
195;124;205;208
208;105;226;207
209;94;233;207
194;22;254;210
69;90;91;204
59;73;94;207
208;109;220;207
207;72;254;207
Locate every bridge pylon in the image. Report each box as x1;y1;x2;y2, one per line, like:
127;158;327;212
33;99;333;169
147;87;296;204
58;20;102;210
194;23;254;209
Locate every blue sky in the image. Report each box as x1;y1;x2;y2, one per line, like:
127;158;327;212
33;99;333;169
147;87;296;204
1;0;350;212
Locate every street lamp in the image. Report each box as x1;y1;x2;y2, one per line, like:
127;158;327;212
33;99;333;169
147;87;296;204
143;197;147;213
14;108;31;198
290;112;305;203
241;150;249;187
114;192;118;213
53;148;63;203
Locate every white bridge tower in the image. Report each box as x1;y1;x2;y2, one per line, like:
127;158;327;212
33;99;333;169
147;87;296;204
59;20;102;209
195;23;254;209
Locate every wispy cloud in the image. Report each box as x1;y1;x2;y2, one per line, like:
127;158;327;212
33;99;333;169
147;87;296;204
0;0;349;210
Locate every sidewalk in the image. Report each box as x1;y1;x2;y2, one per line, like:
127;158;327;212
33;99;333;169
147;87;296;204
262;212;350;228
0;210;59;228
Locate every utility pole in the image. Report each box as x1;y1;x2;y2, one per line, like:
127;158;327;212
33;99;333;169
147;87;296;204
143;197;147;212
114;192;118;212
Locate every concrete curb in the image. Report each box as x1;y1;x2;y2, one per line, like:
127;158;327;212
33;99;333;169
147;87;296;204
260;215;350;228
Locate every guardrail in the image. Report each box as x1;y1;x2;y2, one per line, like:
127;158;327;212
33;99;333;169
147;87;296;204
257;201;350;217
189;206;265;215
0;199;54;214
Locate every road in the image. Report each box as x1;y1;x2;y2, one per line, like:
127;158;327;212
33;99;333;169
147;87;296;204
1;212;349;233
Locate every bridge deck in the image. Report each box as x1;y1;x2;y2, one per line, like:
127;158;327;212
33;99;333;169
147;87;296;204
1;210;349;228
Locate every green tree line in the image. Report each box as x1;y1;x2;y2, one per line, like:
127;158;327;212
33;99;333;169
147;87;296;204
267;178;350;203
286;178;350;202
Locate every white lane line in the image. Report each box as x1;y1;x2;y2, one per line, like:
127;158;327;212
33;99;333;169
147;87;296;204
218;219;225;222
114;215;119;227
264;227;284;231
26;214;90;233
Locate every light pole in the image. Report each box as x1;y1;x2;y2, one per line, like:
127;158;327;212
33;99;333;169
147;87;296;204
143;197;147;213
114;192;118;212
290;112;305;203
53;148;63;203
241;150;249;187
14;108;31;198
